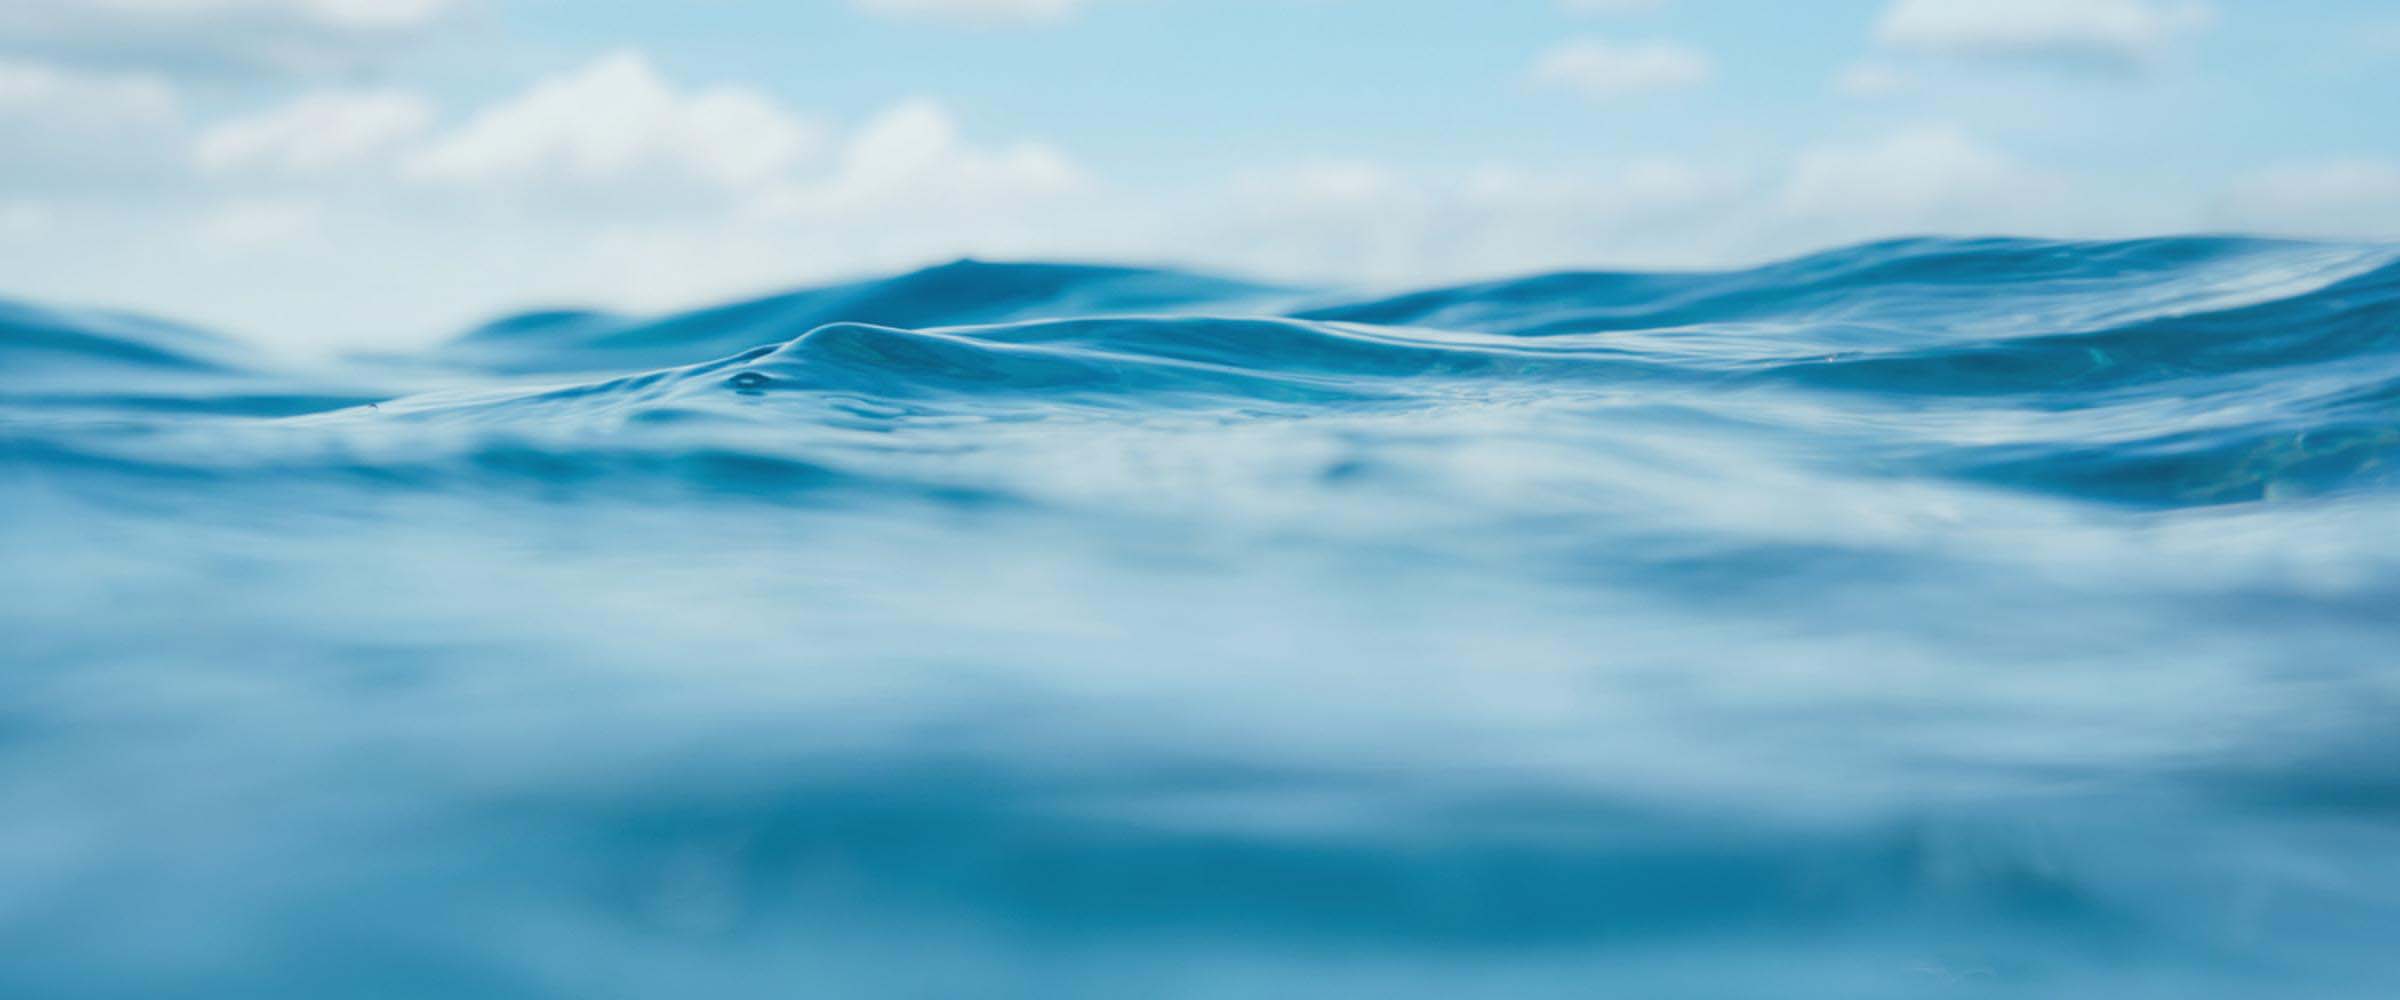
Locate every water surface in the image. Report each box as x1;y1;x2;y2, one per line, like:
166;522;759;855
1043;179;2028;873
5;238;2399;997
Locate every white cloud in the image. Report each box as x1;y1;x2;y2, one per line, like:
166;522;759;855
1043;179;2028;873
281;0;456;30
851;0;1089;26
1192;157;1754;283
760;99;1083;222
1874;0;2213;74
0;57;177;123
1529;38;1712;100
0;41;1111;350
1779;127;2068;237
1187;128;2186;289
1561;0;1668;13
395;55;1077;225
0;0;464;76
62;0;455;30
195;90;433;174
405;51;825;195
190;197;321;250
1212;161;1438;280
2368;20;2400;58
543;100;1092;309
0;58;184;184
1834;62;1914;98
0;39;2291;356
2217;160;2400;239
166;56;1090;343
0;200;52;238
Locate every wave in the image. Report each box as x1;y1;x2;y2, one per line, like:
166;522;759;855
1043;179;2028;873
1298;237;2394;341
0;297;249;375
0;297;414;423
7;235;2399;508
9;236;2390;510
10;235;2400;997
439;258;1289;374
233;237;2372;509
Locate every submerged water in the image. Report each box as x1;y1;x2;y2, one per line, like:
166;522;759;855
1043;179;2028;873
5;237;2400;997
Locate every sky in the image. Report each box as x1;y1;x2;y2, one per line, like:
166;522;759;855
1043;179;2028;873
1;0;2396;352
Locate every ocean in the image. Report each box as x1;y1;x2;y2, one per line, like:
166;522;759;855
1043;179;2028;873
4;236;2399;996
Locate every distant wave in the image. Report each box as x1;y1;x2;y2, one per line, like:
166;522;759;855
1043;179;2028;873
0;298;248;374
300;237;2383;508
439;259;1290;374
10;237;2398;507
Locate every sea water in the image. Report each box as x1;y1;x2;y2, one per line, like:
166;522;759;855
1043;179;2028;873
4;237;2399;997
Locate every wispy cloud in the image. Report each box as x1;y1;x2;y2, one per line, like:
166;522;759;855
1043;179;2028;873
0;0;466;76
1779;127;2065;234
404;52;826;196
197;90;434;175
2217;159;2400;238
851;0;1091;27
1834;62;1914;99
1529;37;1712;100
0;58;183;185
1560;0;1669;13
1873;0;2213;75
0;57;177;121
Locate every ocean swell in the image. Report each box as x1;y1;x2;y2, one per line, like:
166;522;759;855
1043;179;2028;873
4;237;2400;998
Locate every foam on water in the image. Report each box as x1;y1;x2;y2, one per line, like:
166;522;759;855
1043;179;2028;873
4;238;2400;997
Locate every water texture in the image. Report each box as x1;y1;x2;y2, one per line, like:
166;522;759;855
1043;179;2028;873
4;237;2399;997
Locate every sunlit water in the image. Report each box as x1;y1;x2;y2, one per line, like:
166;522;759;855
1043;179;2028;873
5;238;2399;997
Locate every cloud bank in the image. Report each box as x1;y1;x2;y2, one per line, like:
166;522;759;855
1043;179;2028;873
1874;0;2214;74
1530;37;1713;100
0;1;2387;354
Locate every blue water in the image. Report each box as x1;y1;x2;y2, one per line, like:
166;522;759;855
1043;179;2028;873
5;237;2400;997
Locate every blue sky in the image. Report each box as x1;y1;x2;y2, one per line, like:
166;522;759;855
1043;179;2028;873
1;0;2396;351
